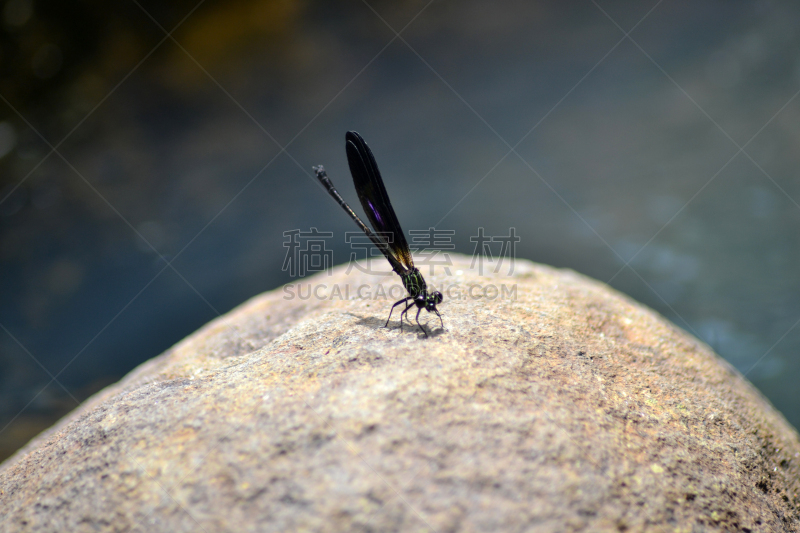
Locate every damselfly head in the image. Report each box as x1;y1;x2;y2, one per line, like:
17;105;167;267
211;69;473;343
426;291;443;312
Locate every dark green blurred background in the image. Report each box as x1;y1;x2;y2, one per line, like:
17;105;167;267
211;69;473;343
2;0;799;462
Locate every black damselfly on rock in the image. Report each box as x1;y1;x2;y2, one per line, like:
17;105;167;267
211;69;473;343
314;131;444;337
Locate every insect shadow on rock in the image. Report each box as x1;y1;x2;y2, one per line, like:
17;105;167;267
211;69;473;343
314;131;444;337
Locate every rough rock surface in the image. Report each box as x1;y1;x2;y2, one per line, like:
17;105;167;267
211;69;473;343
1;255;799;532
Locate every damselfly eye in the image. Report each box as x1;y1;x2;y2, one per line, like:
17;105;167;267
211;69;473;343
433;291;443;304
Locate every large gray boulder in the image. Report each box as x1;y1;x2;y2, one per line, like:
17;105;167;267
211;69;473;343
1;255;798;532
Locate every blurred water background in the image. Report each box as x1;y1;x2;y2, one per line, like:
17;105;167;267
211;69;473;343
2;0;799;461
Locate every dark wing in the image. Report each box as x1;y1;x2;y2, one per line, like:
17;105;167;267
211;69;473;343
345;131;415;270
